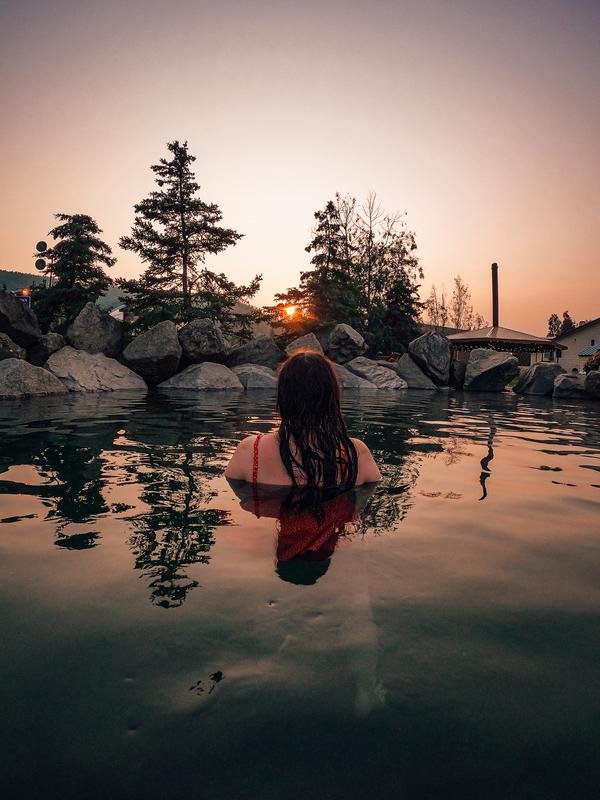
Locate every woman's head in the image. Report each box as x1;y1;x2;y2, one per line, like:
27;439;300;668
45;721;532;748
276;350;357;488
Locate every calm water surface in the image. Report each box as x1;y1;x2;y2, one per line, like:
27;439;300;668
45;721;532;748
0;390;599;799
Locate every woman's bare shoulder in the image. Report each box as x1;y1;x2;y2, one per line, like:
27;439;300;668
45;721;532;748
350;437;382;483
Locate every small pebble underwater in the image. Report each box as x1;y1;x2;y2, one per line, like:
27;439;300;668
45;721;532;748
0;390;599;799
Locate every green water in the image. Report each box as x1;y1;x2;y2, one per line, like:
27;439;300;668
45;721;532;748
0;390;599;799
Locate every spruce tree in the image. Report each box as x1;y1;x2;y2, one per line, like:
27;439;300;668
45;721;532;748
31;213;114;333
119;140;259;333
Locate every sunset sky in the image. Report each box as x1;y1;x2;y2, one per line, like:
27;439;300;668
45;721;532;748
1;0;599;334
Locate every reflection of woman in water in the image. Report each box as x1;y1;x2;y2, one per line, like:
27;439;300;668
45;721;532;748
225;350;381;487
229;482;375;584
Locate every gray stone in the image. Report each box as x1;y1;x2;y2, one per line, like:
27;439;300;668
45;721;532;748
553;373;586;399
450;359;466;389
0;358;68;399
285;333;324;356
178;318;228;363
27;332;65;366
382;354;437;390
0;332;26;361
332;363;378;390
227;335;283;369
408;331;451;385
66;302;123;357
159;362;243;390
324;323;366;364
584;370;600;400
122;320;182;385
463;348;519;391
0;290;42;347
346;357;408;389
45;346;147;393
514;362;566;396
232;363;278;389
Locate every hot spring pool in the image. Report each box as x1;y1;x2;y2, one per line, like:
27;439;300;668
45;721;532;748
0;390;599;799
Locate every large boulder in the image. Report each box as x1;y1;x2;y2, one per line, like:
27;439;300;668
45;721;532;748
332;363;377;390
450;359;466;389
178;318;228;364
27;332;65;366
0;332;26;361
584;370;600;400
45;347;147;393
382;354;437;390
463;348;519;392
553;373;586;399
514;362;566;396
285;333;324;356
408;331;451;385
324;324;366;364
0;291;42;347
159;362;243;390
232;363;278;389
122;320;182;385
346;357;408;389
227;335;283;369
66;302;123;357
0;358;68;399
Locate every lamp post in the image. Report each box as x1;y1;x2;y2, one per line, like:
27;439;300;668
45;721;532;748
34;240;54;287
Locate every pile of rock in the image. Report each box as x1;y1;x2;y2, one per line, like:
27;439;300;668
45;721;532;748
1;289;598;402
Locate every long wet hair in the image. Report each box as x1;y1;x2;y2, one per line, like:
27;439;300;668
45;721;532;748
277;350;358;489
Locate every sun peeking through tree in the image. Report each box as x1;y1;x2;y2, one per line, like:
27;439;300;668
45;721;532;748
270;193;423;354
119;140;261;336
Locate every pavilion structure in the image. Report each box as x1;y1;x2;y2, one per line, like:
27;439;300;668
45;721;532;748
446;263;566;360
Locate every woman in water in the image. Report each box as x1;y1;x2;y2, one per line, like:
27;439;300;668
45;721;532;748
225;350;381;487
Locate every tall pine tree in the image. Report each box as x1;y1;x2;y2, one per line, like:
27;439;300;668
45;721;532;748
31;213;114;333
119;140;260;333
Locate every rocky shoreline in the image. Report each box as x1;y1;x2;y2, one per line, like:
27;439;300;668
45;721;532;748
0;292;598;402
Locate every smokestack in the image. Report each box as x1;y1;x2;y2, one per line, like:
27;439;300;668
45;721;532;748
491;262;499;328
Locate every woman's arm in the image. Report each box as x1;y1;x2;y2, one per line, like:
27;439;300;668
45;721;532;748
224;435;255;481
352;438;382;485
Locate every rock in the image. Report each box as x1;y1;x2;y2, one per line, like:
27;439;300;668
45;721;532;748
0;291;42;347
232;363;278;389
449;360;466;389
463;348;519;391
324;324;366;364
332;363;378;390
408;331;451;385
66;302;123;357
584;370;600;400
178;318;228;364
227;335;283;369
27;332;65;366
285;333;324;356
0;358;68;399
122;320;182;385
45;347;147;393
0;332;26;361
553;373;586;399
514;362;566;396
346;357;408;389
383;354;437;390
159;362;243;390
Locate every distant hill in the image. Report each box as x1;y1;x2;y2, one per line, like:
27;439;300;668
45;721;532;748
0;269;43;291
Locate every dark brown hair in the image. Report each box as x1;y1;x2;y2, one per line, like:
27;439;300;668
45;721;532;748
276;350;358;488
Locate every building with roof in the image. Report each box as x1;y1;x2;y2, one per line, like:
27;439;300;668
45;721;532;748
446;263;565;364
553;317;600;372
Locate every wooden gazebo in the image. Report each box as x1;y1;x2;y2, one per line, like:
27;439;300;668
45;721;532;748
447;263;566;357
